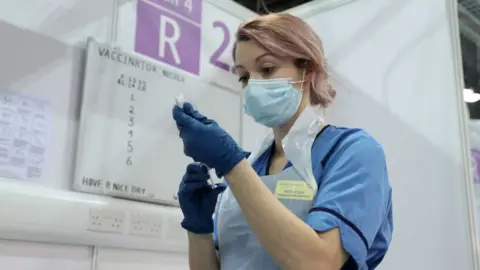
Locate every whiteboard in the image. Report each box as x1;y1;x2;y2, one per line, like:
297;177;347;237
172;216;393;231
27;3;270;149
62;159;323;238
74;38;242;205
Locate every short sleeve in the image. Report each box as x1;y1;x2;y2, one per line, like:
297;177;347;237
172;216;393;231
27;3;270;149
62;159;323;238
306;131;391;266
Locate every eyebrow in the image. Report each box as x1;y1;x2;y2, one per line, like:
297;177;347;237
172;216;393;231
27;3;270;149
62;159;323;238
235;53;274;69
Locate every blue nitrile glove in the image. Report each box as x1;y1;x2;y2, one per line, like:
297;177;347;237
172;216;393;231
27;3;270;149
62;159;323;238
172;102;250;178
178;162;226;234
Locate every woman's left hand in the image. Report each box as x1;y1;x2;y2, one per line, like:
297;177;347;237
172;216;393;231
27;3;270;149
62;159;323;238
172;102;249;177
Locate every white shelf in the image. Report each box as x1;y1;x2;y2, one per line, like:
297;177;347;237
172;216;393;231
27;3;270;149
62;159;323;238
0;179;187;252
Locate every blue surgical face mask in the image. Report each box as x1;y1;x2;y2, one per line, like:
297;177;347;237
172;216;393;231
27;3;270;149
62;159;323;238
243;75;305;128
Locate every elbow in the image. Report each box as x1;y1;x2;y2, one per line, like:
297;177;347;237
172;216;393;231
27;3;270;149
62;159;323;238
305;256;339;270
283;249;341;270
284;258;336;270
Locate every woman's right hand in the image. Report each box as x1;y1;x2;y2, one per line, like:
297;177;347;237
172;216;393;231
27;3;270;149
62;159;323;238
178;162;226;234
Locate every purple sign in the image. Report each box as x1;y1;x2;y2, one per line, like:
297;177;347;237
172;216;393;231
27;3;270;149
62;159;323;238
209;21;235;74
146;0;202;24
135;0;202;75
472;149;480;184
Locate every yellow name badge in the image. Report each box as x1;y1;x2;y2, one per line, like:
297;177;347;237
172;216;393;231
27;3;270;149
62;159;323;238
274;180;314;201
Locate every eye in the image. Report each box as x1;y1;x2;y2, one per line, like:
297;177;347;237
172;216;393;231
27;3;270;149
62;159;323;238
261;67;276;77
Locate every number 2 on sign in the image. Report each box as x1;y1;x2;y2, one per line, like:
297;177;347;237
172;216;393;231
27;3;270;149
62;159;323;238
184;0;192;13
210;21;236;75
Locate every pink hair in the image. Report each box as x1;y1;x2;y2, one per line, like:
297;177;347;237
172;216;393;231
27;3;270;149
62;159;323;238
233;13;336;107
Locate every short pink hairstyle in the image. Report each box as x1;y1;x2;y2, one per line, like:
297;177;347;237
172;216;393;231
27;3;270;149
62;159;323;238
233;13;336;107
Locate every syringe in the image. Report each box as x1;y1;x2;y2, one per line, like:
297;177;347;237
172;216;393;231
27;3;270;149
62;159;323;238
174;94;218;186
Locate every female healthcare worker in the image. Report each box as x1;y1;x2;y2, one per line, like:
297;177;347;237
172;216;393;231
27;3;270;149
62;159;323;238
172;13;393;270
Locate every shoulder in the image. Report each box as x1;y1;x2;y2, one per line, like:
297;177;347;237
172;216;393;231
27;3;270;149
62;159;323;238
311;125;386;180
313;125;384;163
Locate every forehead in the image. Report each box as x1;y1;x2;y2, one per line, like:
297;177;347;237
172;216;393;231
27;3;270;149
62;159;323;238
234;40;269;67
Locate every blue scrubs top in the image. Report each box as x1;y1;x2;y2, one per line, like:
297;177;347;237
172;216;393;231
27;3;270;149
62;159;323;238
214;125;393;269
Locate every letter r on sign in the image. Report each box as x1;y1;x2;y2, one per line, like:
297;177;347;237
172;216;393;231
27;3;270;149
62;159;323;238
135;0;201;75
159;16;181;65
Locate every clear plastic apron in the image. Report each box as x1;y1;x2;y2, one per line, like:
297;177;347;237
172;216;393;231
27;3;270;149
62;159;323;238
216;106;325;269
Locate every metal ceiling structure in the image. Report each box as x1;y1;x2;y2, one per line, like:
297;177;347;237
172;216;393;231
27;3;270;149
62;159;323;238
460;0;480;21
233;0;312;13
459;0;480;118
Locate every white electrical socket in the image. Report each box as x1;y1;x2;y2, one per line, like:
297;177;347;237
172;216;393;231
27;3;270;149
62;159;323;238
88;208;125;234
129;212;163;237
163;217;187;242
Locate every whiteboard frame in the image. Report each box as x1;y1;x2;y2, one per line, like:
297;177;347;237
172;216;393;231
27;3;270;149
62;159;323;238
0;0;256;252
73;38;243;206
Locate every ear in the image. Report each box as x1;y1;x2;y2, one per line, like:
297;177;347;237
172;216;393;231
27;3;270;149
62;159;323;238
305;70;314;80
304;71;315;89
294;59;314;83
301;60;316;82
305;62;314;73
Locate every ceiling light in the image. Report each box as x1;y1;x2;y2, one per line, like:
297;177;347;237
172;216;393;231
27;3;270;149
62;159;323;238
464;88;480;103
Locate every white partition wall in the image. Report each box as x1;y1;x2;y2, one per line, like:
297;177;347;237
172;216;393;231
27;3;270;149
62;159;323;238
289;0;479;269
0;0;256;255
0;1;116;270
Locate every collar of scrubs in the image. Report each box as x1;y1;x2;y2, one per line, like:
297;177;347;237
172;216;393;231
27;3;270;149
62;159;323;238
248;105;325;193
254;125;331;177
254;143;292;176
